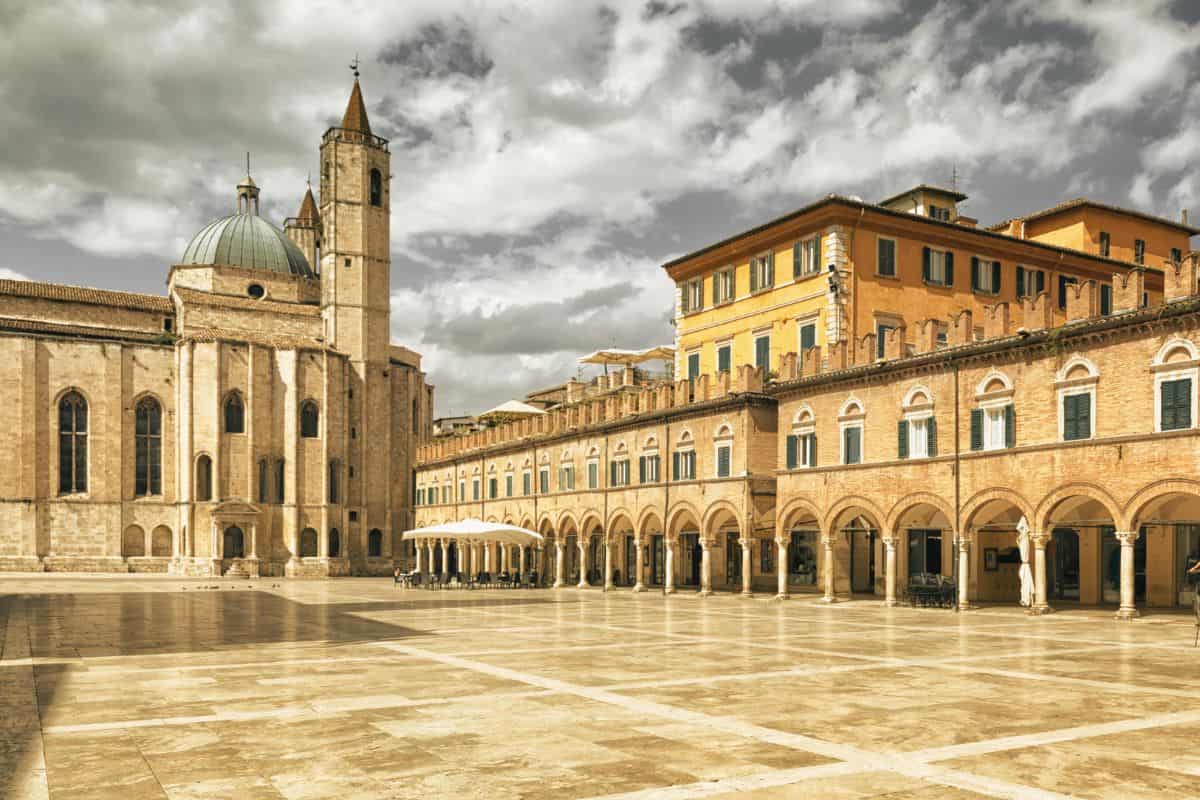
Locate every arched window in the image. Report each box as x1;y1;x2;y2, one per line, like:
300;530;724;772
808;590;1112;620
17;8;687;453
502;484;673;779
370;168;383;207
368;528;383;557
134;397;162;496
58;391;88;494
257;459;268;503
328;460;340;504
275;459;285;503
329;528;341;558
299;527;318;557
224;391;244;434
195;455;213;501
300;401;319;438
223;526;244;558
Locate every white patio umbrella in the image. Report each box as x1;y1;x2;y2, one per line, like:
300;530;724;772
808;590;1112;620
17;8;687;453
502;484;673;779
1016;516;1034;608
401;519;544;547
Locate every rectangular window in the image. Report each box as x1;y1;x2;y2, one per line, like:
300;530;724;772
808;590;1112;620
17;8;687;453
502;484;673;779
715;445;731;477
609;460;630;487
716;343;731;373
1099;231;1110;257
713;268;734;304
800;236;821;276
1172;248;1183;264
443;485;450;504
681;278;703;313
587;461;598;489
749;252;774;292
687;351;701;380
761;539;772;573
755;335;770;372
799;323;816;353
672;450;696;480
1161;378;1193;431
842;426;862;465
877;237;896;277
538;468;549;494
971;257;1001;294
875;323;894;359
564;465;574;490
1134;239;1145;265
935;322;948;349
785;433;816;469
276;460;286;503
971;405;1015;451
1063;393;1091;441
505;475;513;497
1058;275;1078;310
903;417;931;459
459;480;465;500
1016;266;1046;299
472;479;480;501
522;472;531;496
928;205;950;221
488;477;498;499
1099;284;1113;316
922;247;953;286
638;454;660;483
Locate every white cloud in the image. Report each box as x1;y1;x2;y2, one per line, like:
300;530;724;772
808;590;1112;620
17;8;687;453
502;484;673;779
0;268;31;282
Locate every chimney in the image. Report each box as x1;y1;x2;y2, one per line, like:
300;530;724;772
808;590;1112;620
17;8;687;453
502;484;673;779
1183;209;1189;226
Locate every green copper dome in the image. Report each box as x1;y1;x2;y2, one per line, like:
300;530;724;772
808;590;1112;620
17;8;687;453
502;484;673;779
180;212;314;277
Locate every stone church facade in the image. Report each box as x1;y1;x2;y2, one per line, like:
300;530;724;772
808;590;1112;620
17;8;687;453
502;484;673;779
0;79;432;577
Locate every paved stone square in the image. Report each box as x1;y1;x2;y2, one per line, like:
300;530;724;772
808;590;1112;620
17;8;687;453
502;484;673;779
3;577;1200;799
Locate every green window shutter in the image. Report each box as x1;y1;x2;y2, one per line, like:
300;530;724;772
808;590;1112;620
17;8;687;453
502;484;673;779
786;435;798;469
1004;405;1016;448
793;244;801;280
1064;396;1076;440
1100;285;1112;315
815;236;822;272
688;451;696;478
680;286;688;314
922;247;931;282
718;346;730;373
672;452;680;480
809;434;817;466
927;417;937;456
1182;380;1193;428
712;275;719;305
992;261;1001;294
970;256;979;291
610;462;617;486
1077;393;1091;439
945;251;954;285
717;447;730;477
766;252;774;286
1016;266;1025;297
639;456;646;483
897;420;908;459
1036;270;1046;295
750;261;759;292
800;324;815;351
970;409;984;451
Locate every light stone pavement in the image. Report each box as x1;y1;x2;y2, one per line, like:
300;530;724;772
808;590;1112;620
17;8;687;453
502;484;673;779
3;577;1200;799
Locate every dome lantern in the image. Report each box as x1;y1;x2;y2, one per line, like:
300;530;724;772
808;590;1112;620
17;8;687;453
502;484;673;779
236;153;260;214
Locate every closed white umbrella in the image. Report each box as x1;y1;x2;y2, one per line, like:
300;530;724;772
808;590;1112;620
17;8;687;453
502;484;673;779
1016;516;1034;608
401;519;544;547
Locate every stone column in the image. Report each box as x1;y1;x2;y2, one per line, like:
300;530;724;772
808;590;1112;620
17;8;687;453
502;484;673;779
249;523;258;559
428;540;436;576
484;542;492;573
604;538;614;591
1030;532;1053;615
956;534;972;610
633;536;646;592
882;535;898;607
519;544;526;576
664;539;676;594
553;541;565;587
821;532;838;603
441;540;450;580
415;540;424;575
319;524;329;559
740;538;753;596
577;538;588;589
1115;530;1140;620
775;535;788;600
211;520;220;560
699;538;712;596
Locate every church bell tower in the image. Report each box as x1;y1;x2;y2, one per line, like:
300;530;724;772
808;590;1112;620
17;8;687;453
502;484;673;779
319;69;393;553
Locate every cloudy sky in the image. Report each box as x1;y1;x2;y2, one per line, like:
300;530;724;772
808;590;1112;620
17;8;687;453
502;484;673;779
1;0;1197;416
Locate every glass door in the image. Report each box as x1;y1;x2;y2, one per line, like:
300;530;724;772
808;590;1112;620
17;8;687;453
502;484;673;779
725;531;741;586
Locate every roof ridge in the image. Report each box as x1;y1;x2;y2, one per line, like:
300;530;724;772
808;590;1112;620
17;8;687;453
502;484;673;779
0;278;173;312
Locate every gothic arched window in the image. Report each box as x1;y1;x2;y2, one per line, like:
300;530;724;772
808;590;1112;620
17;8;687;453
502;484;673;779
58;391;88;494
369;168;382;207
300;400;319;438
134;397;162;496
368;528;383;557
328;460;340;504
224;391;244;434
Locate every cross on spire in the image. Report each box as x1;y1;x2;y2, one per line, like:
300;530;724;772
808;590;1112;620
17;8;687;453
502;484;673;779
349;53;360;79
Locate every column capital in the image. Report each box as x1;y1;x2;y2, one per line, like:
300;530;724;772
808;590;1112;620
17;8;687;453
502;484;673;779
881;535;898;549
1114;530;1140;546
820;534;836;548
774;534;788;547
956;536;970;553
1029;531;1050;546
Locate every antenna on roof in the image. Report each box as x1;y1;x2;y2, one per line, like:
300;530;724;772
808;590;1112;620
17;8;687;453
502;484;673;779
246;151;251;177
349;53;360;79
951;164;957;193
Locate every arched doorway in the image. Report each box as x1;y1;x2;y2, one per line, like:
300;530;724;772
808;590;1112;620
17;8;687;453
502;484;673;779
1049;528;1080;601
1043;492;1117;607
892;501;954;597
587;530;604;585
826;503;885;599
224;526;245;559
1129;487;1200;609
963;495;1030;605
640;512;665;588
705;506;742;591
668;507;702;589
607;514;635;587
299;528;318;557
329;528;341;559
778;503;821;593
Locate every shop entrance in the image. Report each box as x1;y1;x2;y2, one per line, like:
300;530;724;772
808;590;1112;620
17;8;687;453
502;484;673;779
1049;528;1080;601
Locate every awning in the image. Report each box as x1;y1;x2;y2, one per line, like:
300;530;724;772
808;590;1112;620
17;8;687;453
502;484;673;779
578;345;675;366
478;400;546;419
401;519;544;546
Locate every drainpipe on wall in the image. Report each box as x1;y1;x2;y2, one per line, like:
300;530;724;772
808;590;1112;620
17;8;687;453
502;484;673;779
954;361;963;608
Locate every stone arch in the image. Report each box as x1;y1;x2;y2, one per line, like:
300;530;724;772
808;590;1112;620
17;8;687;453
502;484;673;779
606;509;636;536
1153;336;1199;366
702;499;741;539
536;511;555;533
838;395;865;417
902;384;934;408
1056;354;1100;382
579;510;604;536
823;494;886;532
556;510;579;534
886;492;957;534
960;487;1036;530
519;516;534;531
1124;479;1200;531
299;527;318;557
485;515;499;523
975;369;1013;396
638;508;664;537
1035;482;1123;532
606;506;635;532
790;403;816;427
122;525;146;557
665;500;703;537
150;525;172;557
776;497;824;536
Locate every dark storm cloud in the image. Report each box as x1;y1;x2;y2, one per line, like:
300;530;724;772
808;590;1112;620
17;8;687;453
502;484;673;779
378;20;495;79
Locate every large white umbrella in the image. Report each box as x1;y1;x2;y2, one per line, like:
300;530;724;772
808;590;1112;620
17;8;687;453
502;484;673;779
1016;516;1034;608
401;519;544;547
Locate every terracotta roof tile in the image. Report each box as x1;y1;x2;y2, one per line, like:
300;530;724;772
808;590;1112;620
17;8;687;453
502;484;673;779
173;287;321;317
0;279;173;313
183;326;336;352
0;315;171;344
987;198;1200;235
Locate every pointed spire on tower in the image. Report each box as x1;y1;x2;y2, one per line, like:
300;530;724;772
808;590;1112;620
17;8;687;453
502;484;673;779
341;58;372;135
296;180;319;225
